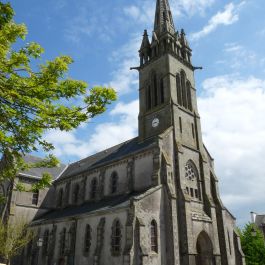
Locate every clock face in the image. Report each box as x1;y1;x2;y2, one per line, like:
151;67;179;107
152;118;159;128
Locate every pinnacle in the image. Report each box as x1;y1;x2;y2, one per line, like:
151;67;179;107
154;0;175;36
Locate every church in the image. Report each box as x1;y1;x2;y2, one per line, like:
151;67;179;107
16;0;245;264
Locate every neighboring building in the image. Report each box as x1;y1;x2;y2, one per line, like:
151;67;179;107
251;212;265;238
0;154;66;223
12;0;245;264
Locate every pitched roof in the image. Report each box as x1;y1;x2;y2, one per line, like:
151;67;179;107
32;191;139;223
32;186;162;224
19;154;67;180
57;136;157;181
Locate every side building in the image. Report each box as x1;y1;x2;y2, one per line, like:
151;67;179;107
0;154;66;224
18;0;245;265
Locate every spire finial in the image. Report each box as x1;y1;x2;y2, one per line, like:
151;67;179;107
154;0;175;37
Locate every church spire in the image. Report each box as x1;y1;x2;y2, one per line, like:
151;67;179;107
154;0;175;37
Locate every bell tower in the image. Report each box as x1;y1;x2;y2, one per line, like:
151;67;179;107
138;0;195;144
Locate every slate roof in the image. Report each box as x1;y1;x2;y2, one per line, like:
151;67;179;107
57;136;157;182
32;191;144;223
19;154;67;180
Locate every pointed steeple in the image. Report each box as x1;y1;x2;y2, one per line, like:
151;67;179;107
154;0;175;37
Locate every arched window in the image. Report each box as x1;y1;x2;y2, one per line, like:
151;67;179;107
185;160;201;201
91;178;97;199
60;228;66;255
42;230;49;256
110;172;118;194
111;219;122;255
160;78;164;104
152;73;158;107
146;85;151;110
176;74;182;105
151;220;158;253
186;81;192;111
84;224;92;253
180;71;187;108
73;184;79;204
57;189;63;208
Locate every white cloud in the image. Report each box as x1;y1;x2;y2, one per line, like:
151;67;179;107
190;2;244;41
220;43;265;70
171;0;215;17
198;75;265;224
108;35;141;94
64;4;114;44
45;100;139;159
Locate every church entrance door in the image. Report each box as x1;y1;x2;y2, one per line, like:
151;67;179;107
196;231;215;265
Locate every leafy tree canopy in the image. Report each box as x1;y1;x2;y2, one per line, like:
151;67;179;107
0;2;117;186
0;218;35;264
239;223;265;265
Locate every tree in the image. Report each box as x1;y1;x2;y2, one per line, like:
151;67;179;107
0;3;116;200
239;223;265;265
0;219;35;265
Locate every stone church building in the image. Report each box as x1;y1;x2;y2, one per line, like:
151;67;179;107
11;0;246;264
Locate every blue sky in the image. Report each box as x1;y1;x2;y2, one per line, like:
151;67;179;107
9;0;265;226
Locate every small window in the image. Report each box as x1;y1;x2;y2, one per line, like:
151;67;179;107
91;178;97;199
151;220;158;253
84;225;92;253
190;188;194;197
32;190;39;205
192;123;195;139
195;189;198;198
179;117;182;133
111;219;122;255
186;187;189;194
110;172;118;194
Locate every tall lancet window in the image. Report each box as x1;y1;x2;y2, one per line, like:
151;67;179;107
111;219;122;255
151;220;158;253
146;85;151;110
185;160;201;201
186;81;192;111
110;171;118;194
152;73;158;107
73;183;79;204
176;74;182;105
160;78;165;104
84;224;92;254
180;71;187;108
57;188;63;208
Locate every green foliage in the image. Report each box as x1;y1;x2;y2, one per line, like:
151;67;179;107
0;218;35;262
0;2;117;186
239;223;265;265
31;173;52;192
